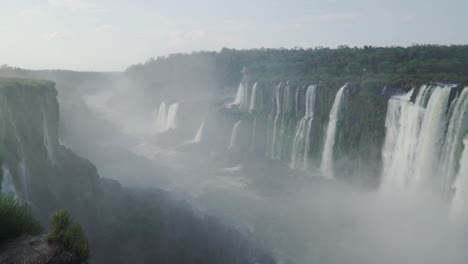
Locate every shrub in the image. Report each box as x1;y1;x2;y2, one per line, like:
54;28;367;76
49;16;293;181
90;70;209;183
0;194;42;243
48;210;89;260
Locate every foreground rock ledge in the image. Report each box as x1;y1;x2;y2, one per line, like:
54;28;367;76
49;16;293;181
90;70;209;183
0;235;83;264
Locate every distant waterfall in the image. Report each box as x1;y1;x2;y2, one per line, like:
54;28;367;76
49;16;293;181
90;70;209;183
166;103;179;130
250;117;257;152
439;88;468;192
153;102;168;133
232;82;245;106
232;82;251;110
320;84;347;179
18;158;29;202
380;84;454;192
187;119;205;144
229;120;242;149
43;117;56;165
450;136;468;220
1;165;19;200
152;101;179;133
270;83;284;159
290;85;317;169
249;82;258;112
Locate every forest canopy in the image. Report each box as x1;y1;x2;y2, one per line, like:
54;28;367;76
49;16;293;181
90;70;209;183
126;45;468;92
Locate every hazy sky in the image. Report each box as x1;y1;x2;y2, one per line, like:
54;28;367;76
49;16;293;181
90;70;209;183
1;0;467;71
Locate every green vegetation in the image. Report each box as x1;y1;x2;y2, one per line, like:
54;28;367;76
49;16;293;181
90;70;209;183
48;210;89;260
126;45;468;96
0;194;42;242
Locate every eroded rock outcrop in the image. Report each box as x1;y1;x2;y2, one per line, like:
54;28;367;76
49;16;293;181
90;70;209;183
0;235;83;264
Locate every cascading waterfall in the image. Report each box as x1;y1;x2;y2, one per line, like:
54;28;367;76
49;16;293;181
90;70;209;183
270;83;283;159
320;84;347;179
43;116;56;165
1;165;19;200
232;82;245;106
290;85;317;169
412;86;452;189
439;88;468;192
249;82;258;112
166;103;179;130
250;117;257;152
153;101;179;133
232;82;251;110
153;101;168;133
381;89;424;190
381;85;454;192
450;136;468;221
18;158;29;202
11;120;30;202
186;119;205;144
229;120;242;149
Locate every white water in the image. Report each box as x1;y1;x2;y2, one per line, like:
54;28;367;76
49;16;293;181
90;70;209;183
1;165;19;199
229;120;242;149
220;164;244;173
320;84;347;179
450;137;468;221
412;86;452;190
381;89;423;191
43;117;57;165
18;158;29;202
153;102;168;133
270;83;283;159
250;117;257;152
283;84;292;114
232;82;245;106
290;85;317;169
186;119;205;144
232;82;251;110
153;101;179;133
166;103;179;130
249;82;258;112
439;88;468;192
381;85;453;192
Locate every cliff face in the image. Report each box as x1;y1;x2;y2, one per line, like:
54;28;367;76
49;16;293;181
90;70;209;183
0;78;99;224
0;235;83;264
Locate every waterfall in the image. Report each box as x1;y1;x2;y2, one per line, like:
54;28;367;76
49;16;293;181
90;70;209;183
18;158;30;202
232;82;251;110
229;120;242;149
153;101;179;133
153;102;168;133
450;136;468;221
186;119;205;144
381;84;454;192
283;84;292;114
232;82;246;106
270;83;283;159
320;84;347;179
439;88;468;192
250;117;257;152
166;103;179;130
381;89;424;190
249;82;258;112
412;86;452;189
43;117;56;165
1;165;19;200
290;85;317;169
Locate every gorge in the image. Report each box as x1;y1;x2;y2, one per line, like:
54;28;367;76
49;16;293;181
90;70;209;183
1;45;468;264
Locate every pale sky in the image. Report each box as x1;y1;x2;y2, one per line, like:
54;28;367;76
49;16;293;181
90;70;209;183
1;0;467;71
